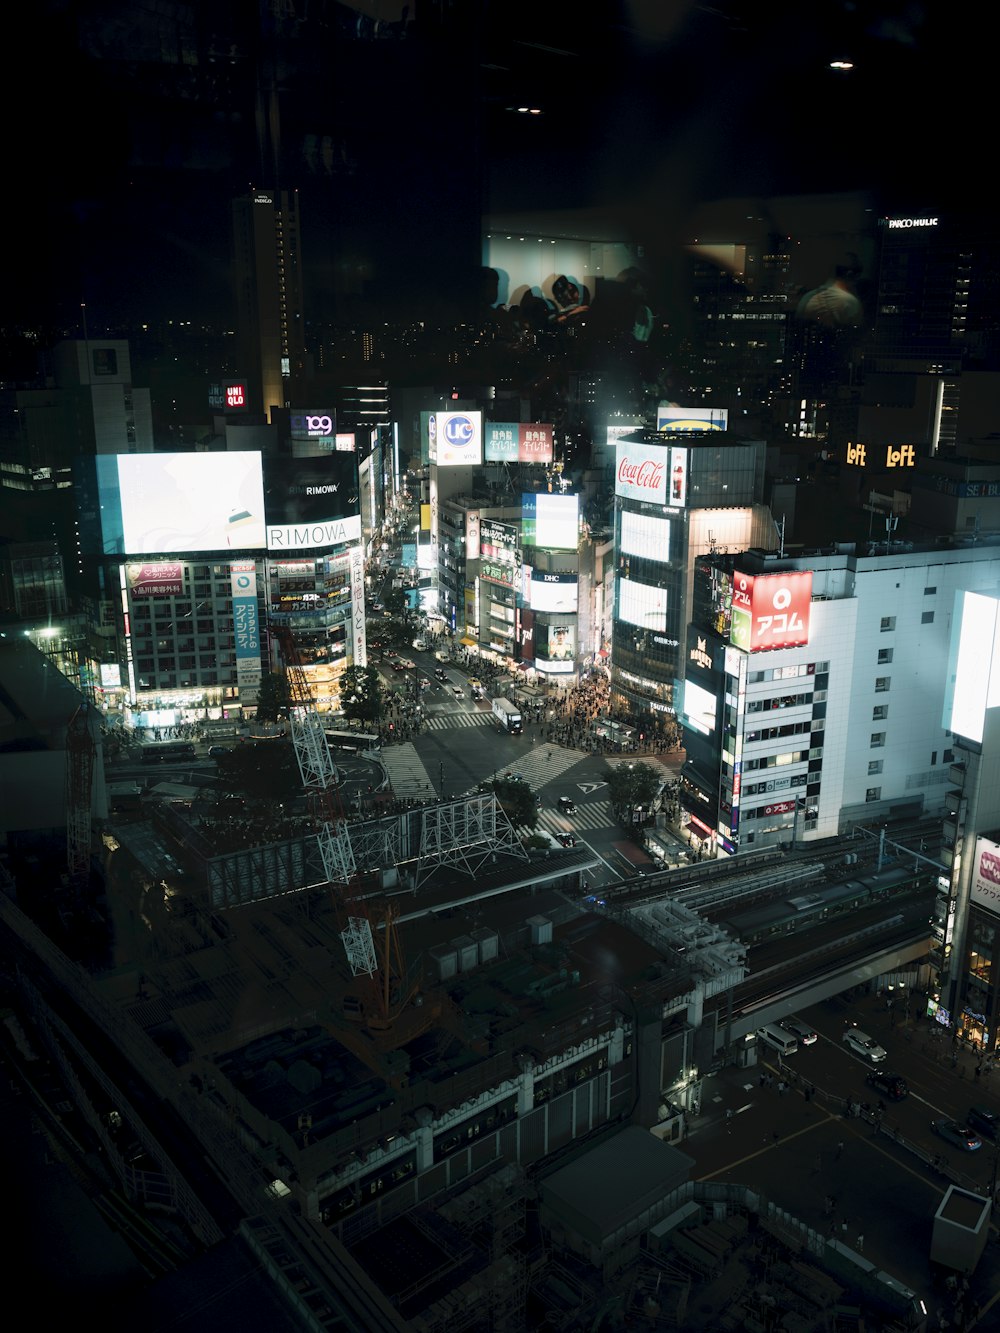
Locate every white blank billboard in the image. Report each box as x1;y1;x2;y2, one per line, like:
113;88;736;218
620;511;670;561
118;453;266;553
617;577;667;631
943;590;1000;744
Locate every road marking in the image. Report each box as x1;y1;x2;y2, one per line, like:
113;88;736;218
578;781;607;794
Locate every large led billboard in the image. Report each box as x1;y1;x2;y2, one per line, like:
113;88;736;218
617;578;667;631
730;570;812;653
971;836;1000;916
118;452;267;553
615;440;668;505
943;590;1000;744
535;622;575;672
657;404;728;432
681;679;718;736
620;511;670;561
484;422;554;464
527;570;579;614
521;493;579;550
93;452;361;556
431;410;483;467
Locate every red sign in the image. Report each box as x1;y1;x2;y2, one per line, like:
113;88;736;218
126;562;183;597
226;383;246;408
762;799;797;817
731;570;812;653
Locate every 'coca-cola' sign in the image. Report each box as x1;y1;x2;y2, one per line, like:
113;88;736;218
615;441;669;504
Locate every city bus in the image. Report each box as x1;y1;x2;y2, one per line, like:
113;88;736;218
325;730;380;755
140;740;196;764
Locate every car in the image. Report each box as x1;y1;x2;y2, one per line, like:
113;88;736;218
208;744;228;757
419;677;432;691
557;796;577;813
434;667;447;681
412;637;428;651
471;686;485;699
967;1106;1000;1140
391;658;407;670
555;832;576;848
452;685;464;698
865;1070;908;1101
932;1119;983;1152
779;1017;818;1046
468;677;483;691
842;1028;887;1063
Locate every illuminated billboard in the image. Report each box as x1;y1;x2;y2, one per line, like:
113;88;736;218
521;493;579;550
615;441;668;505
657;404;728;432
681;679;717;736
209;381;248;411
480;519;519;588
126;562;183;597
118;452;267;553
620;511;670;561
606;421;641;448
528;570;579;614
290;409;336;441
972;836;1000;916
432;410;483;467
617;578;667;631
263;453;362;552
943;590;1000;744
231;560;261;702
535;622;575;673
730;570;812;653
484;422;554;464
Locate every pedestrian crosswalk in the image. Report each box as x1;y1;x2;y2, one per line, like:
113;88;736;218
378;741;437;799
535;799;617;836
421;710;491;732
477;741;583;793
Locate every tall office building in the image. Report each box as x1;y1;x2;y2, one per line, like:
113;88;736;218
232;191;306;419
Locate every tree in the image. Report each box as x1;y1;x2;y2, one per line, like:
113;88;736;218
338;665;385;725
607;762;662;822
481;777;538;829
254;670;289;723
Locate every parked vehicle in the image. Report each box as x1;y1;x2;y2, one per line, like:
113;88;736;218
757;1024;798;1057
779;1017;818;1046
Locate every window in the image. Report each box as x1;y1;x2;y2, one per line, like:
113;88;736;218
870;732;886;748
875;676;891;692
944;748;955;764
921;611;935;624
92;347;118;376
866;787;882;802
873;705;888;721
924;586;937;596
880;616;896;632
868;760;883;775
878;648;893;664
931;750;937;766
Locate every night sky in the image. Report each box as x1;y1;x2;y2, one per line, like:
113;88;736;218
6;1;981;332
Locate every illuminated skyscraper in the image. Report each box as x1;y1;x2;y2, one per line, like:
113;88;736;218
232;191;306;419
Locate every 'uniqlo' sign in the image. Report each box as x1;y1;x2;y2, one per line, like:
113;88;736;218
731;570;812;653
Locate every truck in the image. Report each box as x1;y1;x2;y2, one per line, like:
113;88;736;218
491;697;523;735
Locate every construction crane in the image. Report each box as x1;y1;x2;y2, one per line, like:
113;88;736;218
273;625;430;1060
65;701;96;895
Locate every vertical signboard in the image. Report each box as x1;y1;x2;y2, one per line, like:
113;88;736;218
349;543;367;668
230;560;262;703
730;571;812;653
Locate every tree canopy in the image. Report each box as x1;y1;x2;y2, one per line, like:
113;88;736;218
480;776;538;829
338;665;385;725
607;761;662;813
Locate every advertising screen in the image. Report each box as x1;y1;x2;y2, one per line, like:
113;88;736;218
606;421;641;449
263;453;362;552
617;577;667;631
535;622;575;672
484;422;554;464
657;404;728;432
529;571;579;613
522;493;579;550
620;511;670;561
126;562;183;597
209;381;248;411
730;570;812;653
230;560;261;702
972;836;1000;916
118;452;267;554
615;441;669;505
433;410;483;467
943;590;1000;744
289;409;336;441
480;519;519;588
681;679;717;735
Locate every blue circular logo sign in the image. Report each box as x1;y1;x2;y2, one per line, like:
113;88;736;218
443;414;475;449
